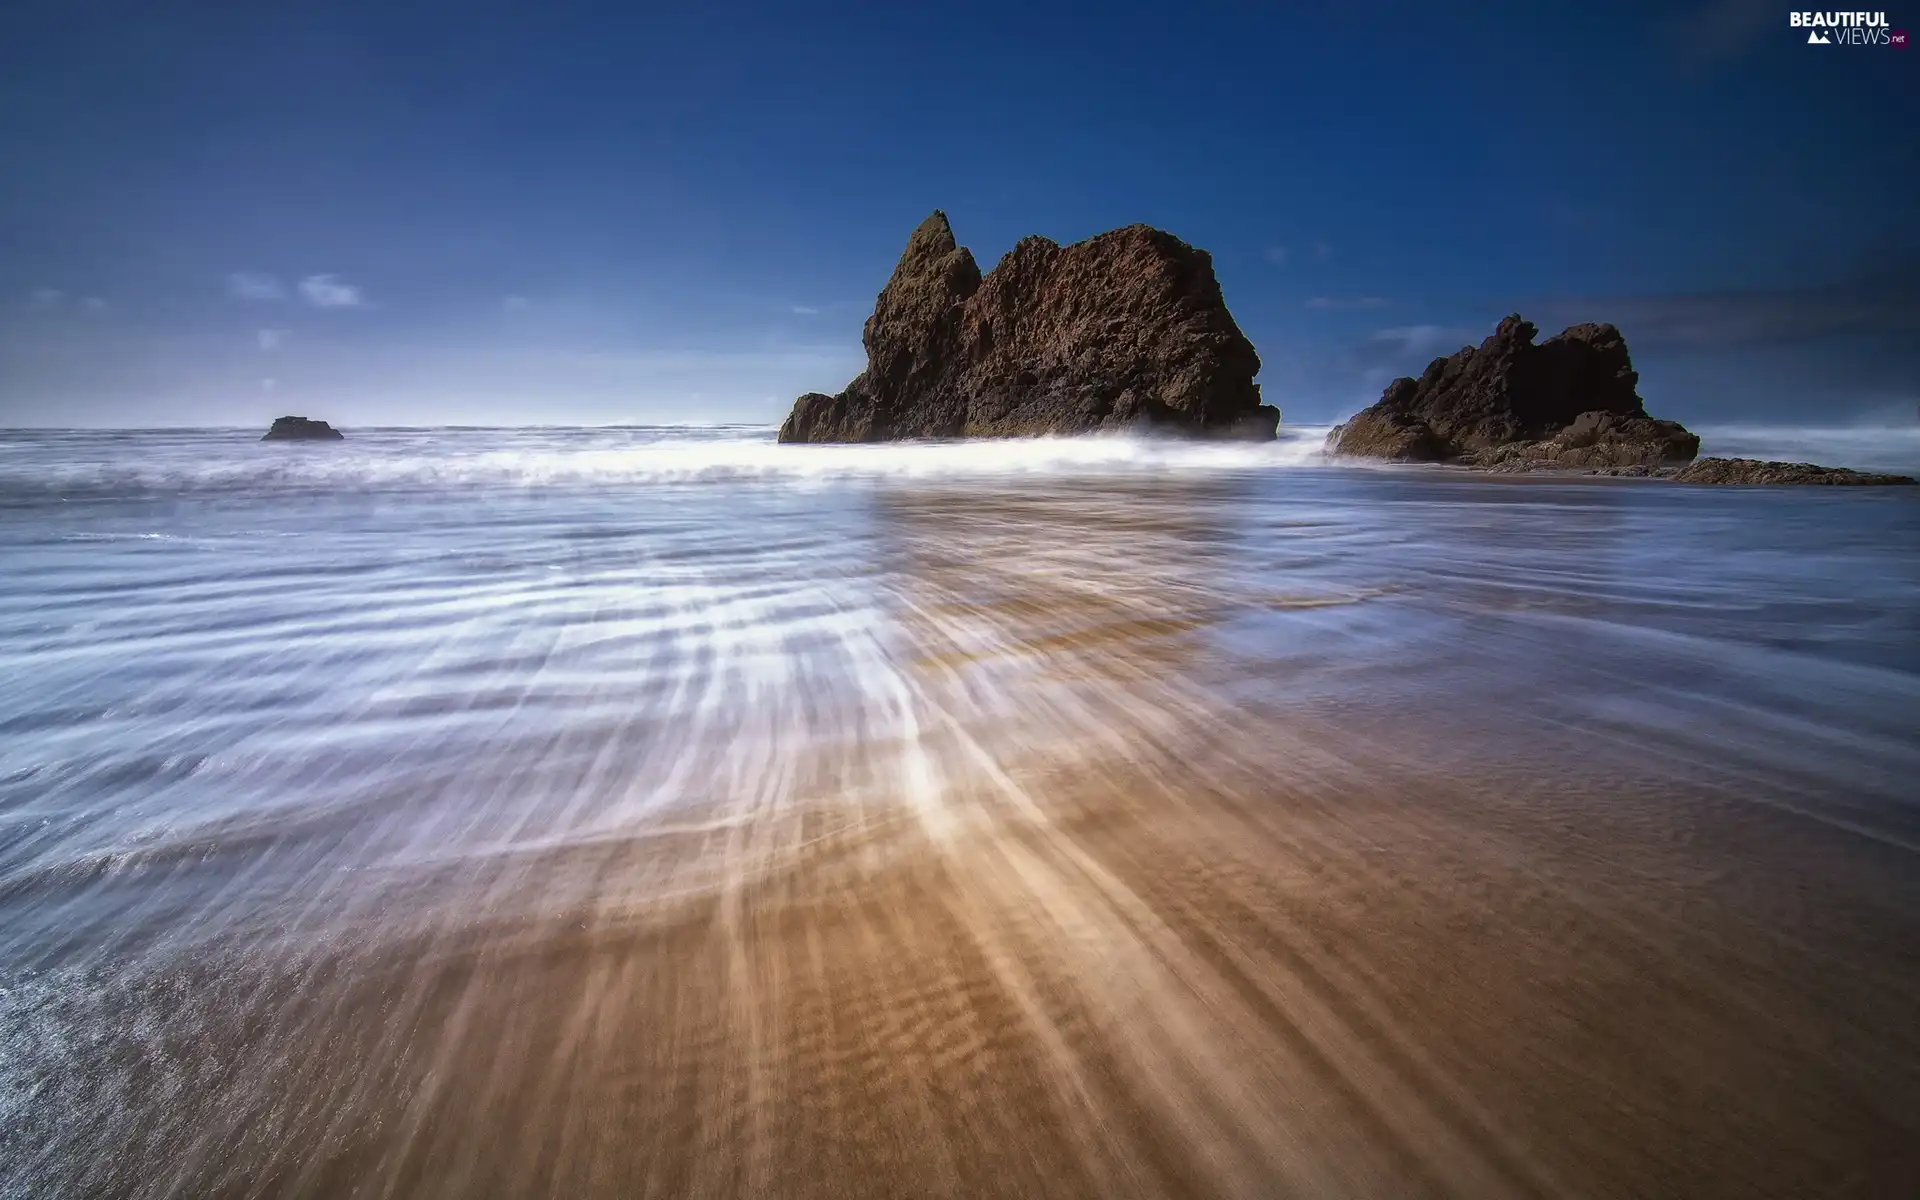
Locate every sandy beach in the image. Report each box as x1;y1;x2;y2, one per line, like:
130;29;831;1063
15;710;1920;1198
3;431;1918;1197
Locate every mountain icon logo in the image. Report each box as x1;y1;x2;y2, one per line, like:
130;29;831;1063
1807;28;1831;43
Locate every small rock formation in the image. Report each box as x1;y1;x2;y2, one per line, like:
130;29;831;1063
1672;457;1916;486
779;212;1278;442
1327;315;1698;470
261;416;344;441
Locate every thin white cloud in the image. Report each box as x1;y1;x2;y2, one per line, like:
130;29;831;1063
299;274;363;309
82;296;106;312
789;304;821;315
228;272;286;301
1306;296;1390;310
257;328;290;351
261;378;278;393
1263;245;1290;266
28;288;64;310
1312;240;1334;261
501;294;531;312
1370;324;1478;357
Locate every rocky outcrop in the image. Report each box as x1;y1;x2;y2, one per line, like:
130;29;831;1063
261;416;343;441
1672;458;1916;485
779;212;1278;442
1327;316;1697;470
1465;411;1702;472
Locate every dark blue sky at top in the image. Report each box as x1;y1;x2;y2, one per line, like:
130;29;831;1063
0;0;1913;427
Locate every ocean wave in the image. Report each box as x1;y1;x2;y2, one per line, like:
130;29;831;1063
0;426;1340;500
9;423;1915;503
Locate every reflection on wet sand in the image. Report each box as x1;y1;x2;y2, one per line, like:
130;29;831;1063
5;471;1919;1199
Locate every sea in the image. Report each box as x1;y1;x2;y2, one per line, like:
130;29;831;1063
1;423;1917;1198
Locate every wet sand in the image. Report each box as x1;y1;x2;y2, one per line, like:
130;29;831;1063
13;722;1920;1198
4;434;1919;1197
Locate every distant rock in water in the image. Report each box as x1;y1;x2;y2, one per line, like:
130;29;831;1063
778;211;1278;443
262;416;344;442
1672;457;1916;486
1326;315;1697;471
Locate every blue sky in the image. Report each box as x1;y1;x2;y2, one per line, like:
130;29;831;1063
0;0;1913;427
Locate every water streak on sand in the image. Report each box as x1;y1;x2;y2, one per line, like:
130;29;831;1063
1;426;1918;1197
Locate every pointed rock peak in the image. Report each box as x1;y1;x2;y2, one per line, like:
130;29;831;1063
1491;313;1538;346
880;210;980;300
905;210;959;258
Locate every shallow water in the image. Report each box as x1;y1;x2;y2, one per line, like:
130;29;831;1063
2;425;1917;1198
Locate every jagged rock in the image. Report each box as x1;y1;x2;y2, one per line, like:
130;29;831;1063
1672;457;1916;485
779;212;1278;442
261;416;344;441
1327;316;1697;470
1465;411;1701;472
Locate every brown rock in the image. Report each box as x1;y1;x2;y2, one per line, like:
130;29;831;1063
1671;457;1916;485
1466;411;1701;472
1326;315;1698;469
778;212;1277;442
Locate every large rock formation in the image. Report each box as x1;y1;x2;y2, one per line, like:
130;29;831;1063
1672;457;1916;485
1327;315;1698;470
261;416;343;441
779;212;1278;442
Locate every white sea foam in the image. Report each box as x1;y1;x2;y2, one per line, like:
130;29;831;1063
0;425;1339;498
7;423;1916;501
